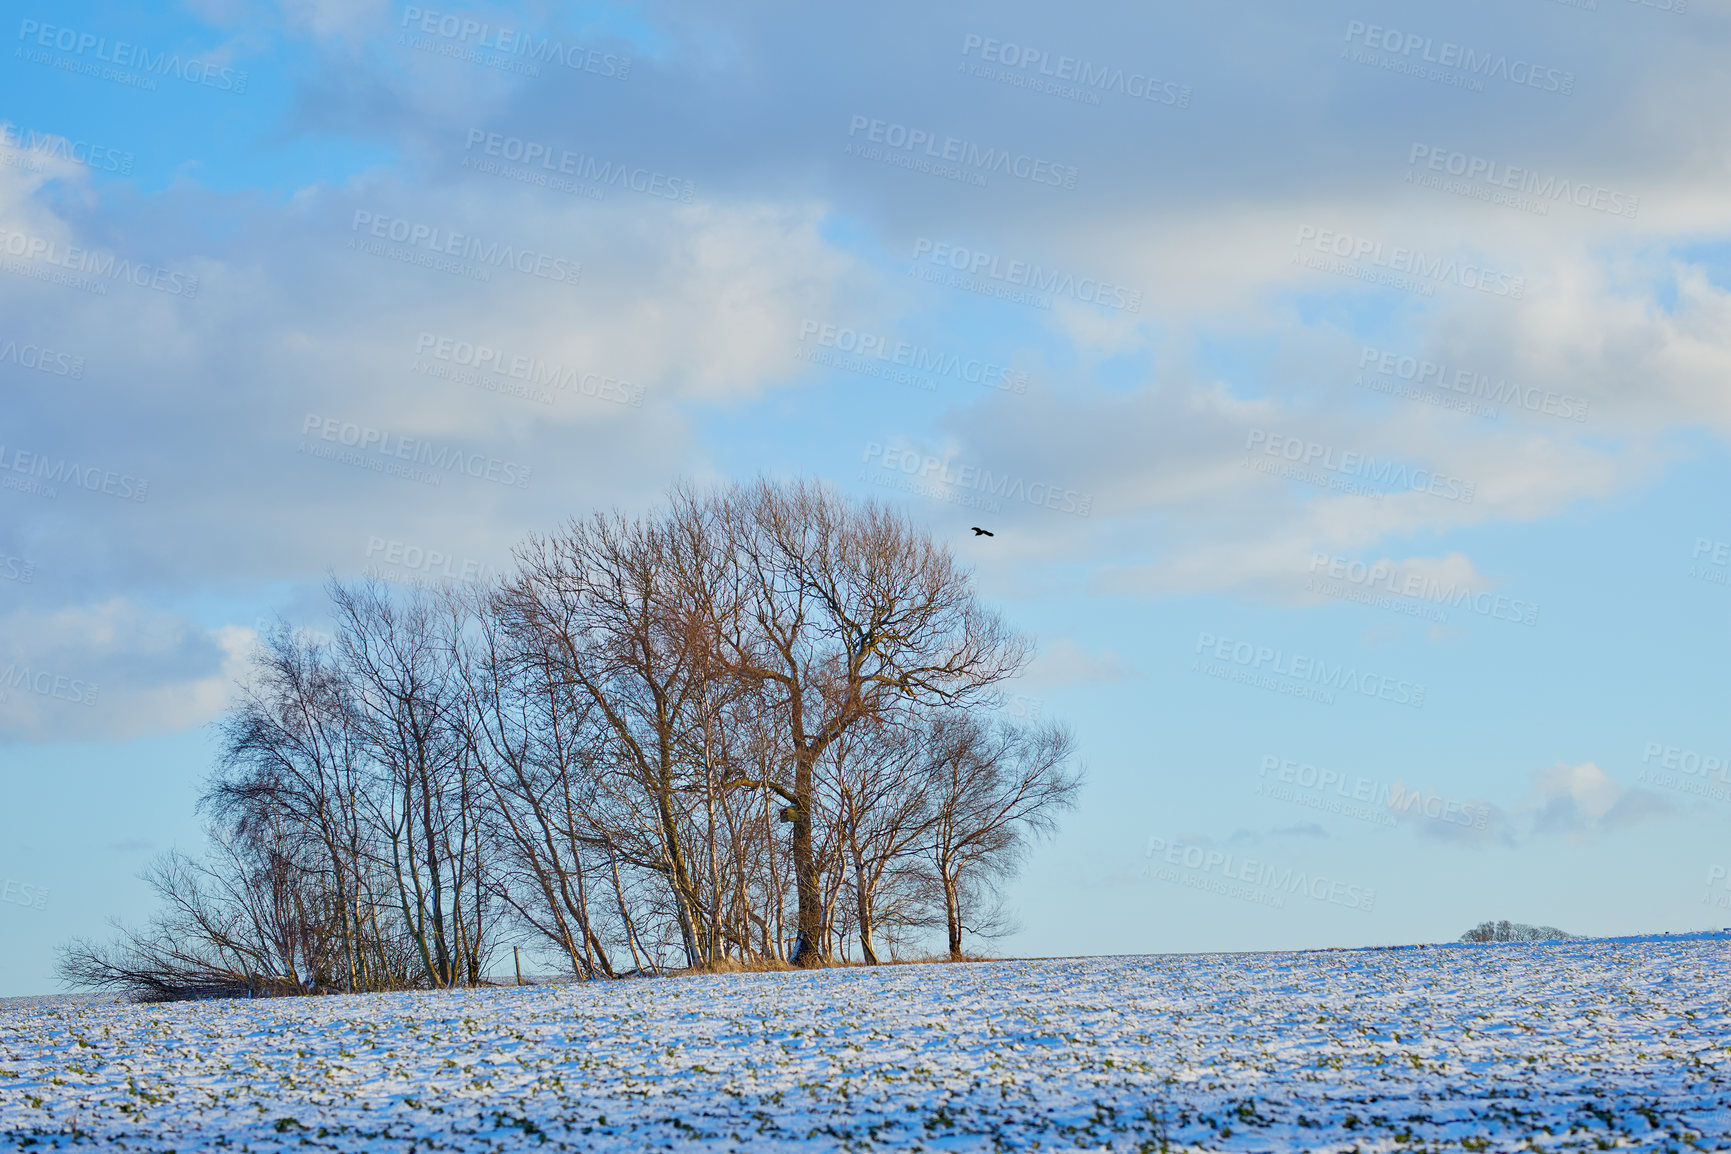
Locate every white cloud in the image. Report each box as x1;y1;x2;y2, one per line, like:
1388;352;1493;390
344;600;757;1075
0;166;864;600
1519;762;1674;838
0;603;251;742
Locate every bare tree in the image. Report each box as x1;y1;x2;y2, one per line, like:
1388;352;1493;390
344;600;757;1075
499;508;729;968
58;825;341;1001
923;717;1081;961
456;588;618;978
207;622;372;992
331;580;494;989
715;479;1028;965
820;719;936;964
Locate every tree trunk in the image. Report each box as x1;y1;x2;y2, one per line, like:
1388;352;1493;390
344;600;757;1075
944;873;963;961
420;773;453;986
789;752;826;966
856;877;880;965
609;853;647;974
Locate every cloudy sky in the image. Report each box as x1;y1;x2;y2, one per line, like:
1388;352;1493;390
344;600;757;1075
2;0;1729;994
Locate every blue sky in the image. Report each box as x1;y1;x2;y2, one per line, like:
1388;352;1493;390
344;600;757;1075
2;0;1729;995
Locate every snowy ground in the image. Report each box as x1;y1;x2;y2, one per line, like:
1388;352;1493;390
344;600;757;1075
3;934;1729;1152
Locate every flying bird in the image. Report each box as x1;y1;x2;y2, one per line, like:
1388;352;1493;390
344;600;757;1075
970;527;994;537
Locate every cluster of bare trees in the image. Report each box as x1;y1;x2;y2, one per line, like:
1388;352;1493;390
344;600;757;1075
1460;920;1572;943
60;481;1081;999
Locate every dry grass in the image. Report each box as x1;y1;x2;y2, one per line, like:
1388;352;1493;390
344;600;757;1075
673;957;806;976
666;952;999;979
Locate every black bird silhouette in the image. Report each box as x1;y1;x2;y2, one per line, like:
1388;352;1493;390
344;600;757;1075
970;527;994;537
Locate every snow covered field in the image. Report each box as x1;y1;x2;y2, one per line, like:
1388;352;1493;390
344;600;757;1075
3;933;1729;1151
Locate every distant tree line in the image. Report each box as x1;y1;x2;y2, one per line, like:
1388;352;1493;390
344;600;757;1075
60;481;1080;999
1460;920;1573;943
